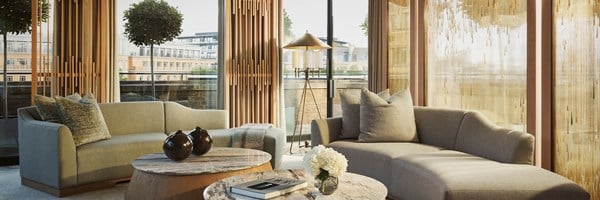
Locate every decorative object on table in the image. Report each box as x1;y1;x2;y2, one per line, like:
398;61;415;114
233;123;273;150
283;31;332;154
163;130;193;161
229;177;308;199
303;145;348;195
188;127;213;156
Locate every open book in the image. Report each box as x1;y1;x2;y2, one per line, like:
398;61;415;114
230;177;308;199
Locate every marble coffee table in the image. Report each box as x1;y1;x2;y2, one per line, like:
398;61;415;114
125;147;272;200
203;169;388;200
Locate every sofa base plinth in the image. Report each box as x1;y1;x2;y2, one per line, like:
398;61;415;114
21;177;130;197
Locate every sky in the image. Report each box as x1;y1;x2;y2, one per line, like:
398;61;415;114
116;0;368;47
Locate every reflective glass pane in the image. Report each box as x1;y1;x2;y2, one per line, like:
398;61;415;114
554;1;600;199
425;0;527;131
282;0;327;141
117;0;219;109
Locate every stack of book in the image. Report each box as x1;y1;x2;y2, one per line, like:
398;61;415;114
229;177;308;199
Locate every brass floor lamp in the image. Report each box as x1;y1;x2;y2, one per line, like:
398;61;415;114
283;32;331;154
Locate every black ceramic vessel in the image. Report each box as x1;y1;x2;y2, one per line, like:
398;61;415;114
188;127;213;156
163;130;193;161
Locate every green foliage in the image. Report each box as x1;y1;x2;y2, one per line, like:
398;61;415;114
360;15;368;36
191;67;217;75
283;9;294;42
123;0;183;46
0;0;50;34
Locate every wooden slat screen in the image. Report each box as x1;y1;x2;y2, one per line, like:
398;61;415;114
32;0;116;103
225;0;281;127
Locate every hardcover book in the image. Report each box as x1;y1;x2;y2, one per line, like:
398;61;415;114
229;177;308;199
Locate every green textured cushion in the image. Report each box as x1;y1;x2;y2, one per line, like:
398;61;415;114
55;93;111;146
34;94;82;123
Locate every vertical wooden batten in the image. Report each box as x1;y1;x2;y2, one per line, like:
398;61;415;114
31;0;116;102
225;0;281;127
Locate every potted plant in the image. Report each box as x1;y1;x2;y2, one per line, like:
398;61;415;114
123;0;183;99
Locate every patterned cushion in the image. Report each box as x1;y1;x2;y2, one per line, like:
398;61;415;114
55;93;111;146
34;94;82;122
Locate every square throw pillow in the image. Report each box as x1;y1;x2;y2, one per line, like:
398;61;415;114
358;88;418;142
55;93;111;146
34;93;82;123
339;89;389;139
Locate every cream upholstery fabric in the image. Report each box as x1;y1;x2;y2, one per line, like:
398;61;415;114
76;133;165;185
455;111;534;164
339;89;389;139
328;141;443;187
164;101;228;132
390;150;589;200
359;89;417;142
99;102;165;136
55;94;110;146
413;107;467;149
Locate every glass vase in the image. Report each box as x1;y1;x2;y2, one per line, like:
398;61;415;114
315;176;338;195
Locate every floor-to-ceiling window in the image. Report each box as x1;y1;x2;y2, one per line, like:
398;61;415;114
424;0;527;131
554;1;600;198
117;0;220;109
282;0;328;142
0;0;54;164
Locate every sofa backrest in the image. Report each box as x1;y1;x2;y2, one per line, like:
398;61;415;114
163;101;228;133
414;106;467;150
414;107;534;165
455;111;534;164
99;101;165;135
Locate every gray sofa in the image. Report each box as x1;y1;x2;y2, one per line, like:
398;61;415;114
312;106;589;200
17;101;285;196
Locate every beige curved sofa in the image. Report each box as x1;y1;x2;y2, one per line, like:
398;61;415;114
17;101;284;196
312;106;589;200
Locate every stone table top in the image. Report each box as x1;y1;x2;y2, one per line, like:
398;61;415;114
132;147;271;175
203;169;388;200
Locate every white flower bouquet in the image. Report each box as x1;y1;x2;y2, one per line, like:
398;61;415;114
302;145;348;181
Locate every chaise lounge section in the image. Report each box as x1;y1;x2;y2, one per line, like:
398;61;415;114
312;106;590;200
17;101;284;196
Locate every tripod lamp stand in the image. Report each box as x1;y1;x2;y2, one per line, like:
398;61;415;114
283;32;331;154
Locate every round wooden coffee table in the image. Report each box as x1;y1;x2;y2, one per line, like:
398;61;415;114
125;147;272;200
203;169;388;200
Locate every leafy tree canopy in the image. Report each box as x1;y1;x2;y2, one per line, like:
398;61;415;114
123;0;183;46
0;0;50;34
360;15;368;36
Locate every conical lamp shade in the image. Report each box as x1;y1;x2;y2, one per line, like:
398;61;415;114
283;32;331;50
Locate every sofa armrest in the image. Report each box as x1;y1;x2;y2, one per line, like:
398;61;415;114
17;107;77;188
164;101;228;133
311;117;342;146
263;128;286;169
455;111;535;165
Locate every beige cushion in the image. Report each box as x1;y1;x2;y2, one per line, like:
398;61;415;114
99;102;165;136
34;94;82;123
339;89;389;139
56;93;111;146
358;89;418;142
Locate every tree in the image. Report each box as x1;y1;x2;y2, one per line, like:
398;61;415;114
360;15;368;36
283;9;294;43
0;0;49;119
123;0;183;99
